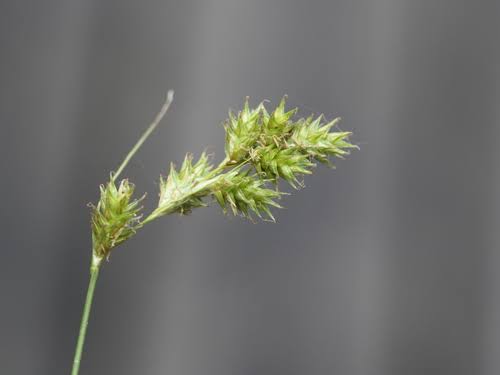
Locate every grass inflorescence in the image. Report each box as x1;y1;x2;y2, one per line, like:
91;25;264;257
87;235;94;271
71;91;356;375
90;94;356;265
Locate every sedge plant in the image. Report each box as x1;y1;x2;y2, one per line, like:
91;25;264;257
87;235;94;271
71;90;356;375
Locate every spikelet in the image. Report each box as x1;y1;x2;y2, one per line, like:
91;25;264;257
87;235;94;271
224;99;263;164
90;179;143;264
212;169;282;221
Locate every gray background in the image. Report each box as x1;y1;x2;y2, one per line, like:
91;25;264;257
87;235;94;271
1;1;499;374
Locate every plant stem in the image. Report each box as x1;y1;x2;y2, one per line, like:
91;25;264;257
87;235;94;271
71;261;101;375
113;90;174;181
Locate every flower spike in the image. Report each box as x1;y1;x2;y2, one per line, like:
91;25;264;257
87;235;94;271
90;95;356;262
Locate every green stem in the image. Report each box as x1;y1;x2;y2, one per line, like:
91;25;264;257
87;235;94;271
71;260;101;375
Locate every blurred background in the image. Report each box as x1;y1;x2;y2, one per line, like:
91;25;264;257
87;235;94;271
1;1;499;374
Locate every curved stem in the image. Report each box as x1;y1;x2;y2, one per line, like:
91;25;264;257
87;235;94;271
113;90;174;181
71;262;101;375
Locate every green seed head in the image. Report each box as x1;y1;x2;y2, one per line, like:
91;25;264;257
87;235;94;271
89;94;356;265
211;169;282;221
252;146;314;188
156;152;217;216
90;179;143;264
224;99;263;164
289;115;356;165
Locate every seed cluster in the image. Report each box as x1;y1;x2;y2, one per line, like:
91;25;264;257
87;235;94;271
90;179;143;261
90;97;355;263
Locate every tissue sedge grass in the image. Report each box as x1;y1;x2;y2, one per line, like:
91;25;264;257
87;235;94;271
71;91;356;375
